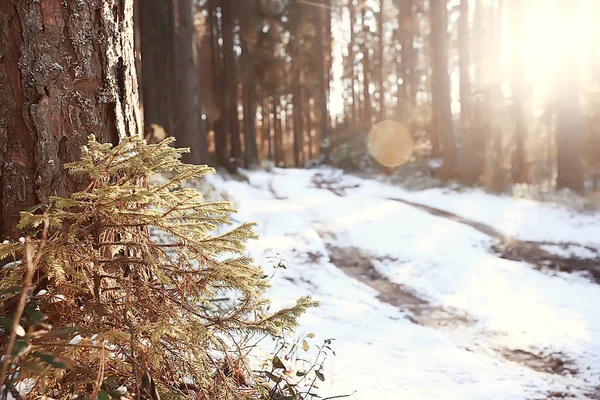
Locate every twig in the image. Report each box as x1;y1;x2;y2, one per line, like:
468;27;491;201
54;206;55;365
322;392;357;400
123;307;140;400
92;342;105;398
0;214;49;389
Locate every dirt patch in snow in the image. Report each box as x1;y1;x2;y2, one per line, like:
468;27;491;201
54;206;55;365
385;197;600;283
499;349;578;376
322;245;474;329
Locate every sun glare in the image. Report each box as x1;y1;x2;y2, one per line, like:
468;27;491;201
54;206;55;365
520;0;593;85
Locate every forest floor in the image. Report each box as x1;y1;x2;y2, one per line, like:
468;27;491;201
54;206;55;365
207;167;600;400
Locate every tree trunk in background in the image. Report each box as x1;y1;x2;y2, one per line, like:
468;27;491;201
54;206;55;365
458;0;473;182
222;0;241;162
397;0;415;114
209;0;231;169
174;0;208;164
243;78;259;167
306;96;314;160
590;0;599;77
274;98;283;165
510;0;527;184
316;3;330;161
463;0;487;184
556;0;584;192
377;0;386;120
429;0;457;177
293;54;304;167
349;0;357;131
361;6;372;128
140;0;174;138
325;0;333;132
0;0;141;239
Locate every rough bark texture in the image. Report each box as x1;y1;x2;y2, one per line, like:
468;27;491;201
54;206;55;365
0;0;141;239
430;0;457;177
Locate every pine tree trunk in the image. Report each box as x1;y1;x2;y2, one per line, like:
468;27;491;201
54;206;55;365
556;0;584;192
0;0;141;239
430;0;457;178
174;0;209;164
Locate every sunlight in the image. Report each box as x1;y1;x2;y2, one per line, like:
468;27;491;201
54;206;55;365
506;0;597;115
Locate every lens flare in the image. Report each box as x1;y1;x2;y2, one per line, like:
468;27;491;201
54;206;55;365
367;120;414;167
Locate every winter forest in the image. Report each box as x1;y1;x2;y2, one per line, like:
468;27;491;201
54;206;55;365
3;0;600;399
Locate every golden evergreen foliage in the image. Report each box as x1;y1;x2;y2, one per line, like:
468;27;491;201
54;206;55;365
0;136;318;399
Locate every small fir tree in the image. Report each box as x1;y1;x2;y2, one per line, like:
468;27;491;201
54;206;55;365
0;136;317;399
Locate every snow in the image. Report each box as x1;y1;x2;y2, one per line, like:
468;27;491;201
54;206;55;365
208;168;600;400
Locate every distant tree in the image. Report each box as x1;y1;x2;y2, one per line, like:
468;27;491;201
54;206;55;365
556;0;584;191
397;0;416;113
377;0;386;120
510;0;528;184
458;0;472;178
139;0;175;138
361;5;373;128
429;0;457;177
174;0;209;164
316;0;331;161
222;0;242;162
0;0;140;239
349;0;357;130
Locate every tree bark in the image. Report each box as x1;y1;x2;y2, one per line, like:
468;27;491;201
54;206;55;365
0;0;141;239
429;0;457;177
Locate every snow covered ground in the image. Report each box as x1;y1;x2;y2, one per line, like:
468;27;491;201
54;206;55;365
208;167;600;400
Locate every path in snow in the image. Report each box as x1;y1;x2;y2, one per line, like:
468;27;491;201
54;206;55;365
209;168;600;400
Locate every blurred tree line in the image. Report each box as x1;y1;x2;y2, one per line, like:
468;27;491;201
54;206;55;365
135;0;600;193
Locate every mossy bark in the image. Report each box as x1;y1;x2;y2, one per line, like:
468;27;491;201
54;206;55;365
0;0;141;239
